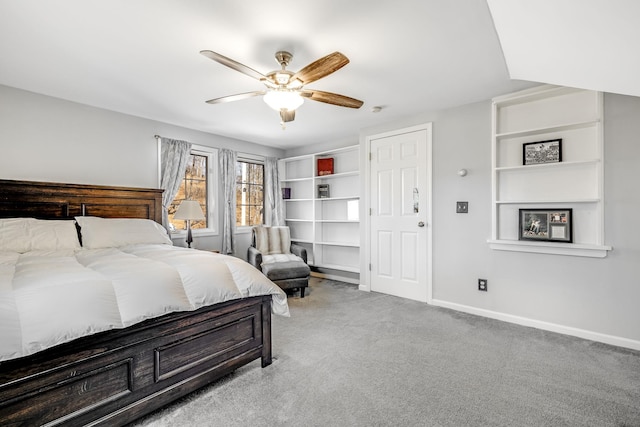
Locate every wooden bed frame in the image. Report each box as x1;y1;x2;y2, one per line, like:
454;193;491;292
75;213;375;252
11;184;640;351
0;179;273;426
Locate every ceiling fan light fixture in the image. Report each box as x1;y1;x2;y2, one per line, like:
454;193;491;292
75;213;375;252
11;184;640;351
274;72;291;85
263;89;304;112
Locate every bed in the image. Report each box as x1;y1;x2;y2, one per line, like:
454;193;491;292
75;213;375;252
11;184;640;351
0;179;288;426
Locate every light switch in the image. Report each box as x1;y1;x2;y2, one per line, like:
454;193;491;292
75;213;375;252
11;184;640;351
456;201;468;213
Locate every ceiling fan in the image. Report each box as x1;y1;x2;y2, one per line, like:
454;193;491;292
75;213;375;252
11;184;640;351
200;50;364;125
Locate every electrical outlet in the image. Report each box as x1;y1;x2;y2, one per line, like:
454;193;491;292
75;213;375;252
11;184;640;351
456;201;468;213
478;279;488;292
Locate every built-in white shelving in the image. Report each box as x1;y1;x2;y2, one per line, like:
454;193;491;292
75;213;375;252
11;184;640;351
489;85;611;258
279;145;360;278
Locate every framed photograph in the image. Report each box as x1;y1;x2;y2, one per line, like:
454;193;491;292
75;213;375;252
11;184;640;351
523;139;562;166
519;209;572;243
282;187;291;199
317;184;330;198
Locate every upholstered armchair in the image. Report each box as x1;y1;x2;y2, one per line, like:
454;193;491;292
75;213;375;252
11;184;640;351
247;225;310;298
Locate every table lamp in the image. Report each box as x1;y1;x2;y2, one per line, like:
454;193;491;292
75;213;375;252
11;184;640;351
173;200;205;248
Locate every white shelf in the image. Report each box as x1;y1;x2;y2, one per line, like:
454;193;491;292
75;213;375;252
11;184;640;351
315;171;359;179
279;144;361;277
281;176;313;183
495;199;600;205
495;159;600;172
495;120;600;140
316;196;360;201
491;85;610;257
291;238;314;244
311;263;359;273
488;239;611;258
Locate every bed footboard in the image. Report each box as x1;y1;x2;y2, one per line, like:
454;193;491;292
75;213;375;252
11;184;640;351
0;295;272;427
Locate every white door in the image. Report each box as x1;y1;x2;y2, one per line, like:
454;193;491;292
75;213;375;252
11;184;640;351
369;126;431;302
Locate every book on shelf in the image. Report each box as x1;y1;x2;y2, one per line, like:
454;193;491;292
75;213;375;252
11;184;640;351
317;184;330;198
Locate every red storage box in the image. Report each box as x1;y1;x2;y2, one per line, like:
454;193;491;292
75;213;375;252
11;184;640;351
317;158;334;176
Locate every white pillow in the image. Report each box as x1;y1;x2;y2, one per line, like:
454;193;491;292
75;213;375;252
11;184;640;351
0;218;81;253
267;226;291;255
253;226;291;255
75;217;172;249
254;225;269;254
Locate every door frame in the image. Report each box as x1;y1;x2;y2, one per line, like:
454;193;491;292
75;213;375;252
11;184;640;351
360;123;433;303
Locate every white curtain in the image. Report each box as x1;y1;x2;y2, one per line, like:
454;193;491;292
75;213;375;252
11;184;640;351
265;157;284;226
159;137;192;231
219;148;237;255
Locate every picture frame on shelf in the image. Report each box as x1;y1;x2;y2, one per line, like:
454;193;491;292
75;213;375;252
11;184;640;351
519;208;572;243
317;184;330;198
282;187;291;199
317;158;334;176
523;138;562;166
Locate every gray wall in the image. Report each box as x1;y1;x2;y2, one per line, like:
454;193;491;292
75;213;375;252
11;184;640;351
359;93;640;346
0;85;284;254
2;83;639;346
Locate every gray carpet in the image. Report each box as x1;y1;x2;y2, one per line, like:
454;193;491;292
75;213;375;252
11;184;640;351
132;278;640;426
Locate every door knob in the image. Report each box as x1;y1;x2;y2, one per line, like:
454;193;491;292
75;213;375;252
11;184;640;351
418;221;425;227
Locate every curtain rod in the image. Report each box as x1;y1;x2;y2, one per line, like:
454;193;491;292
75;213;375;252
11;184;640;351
154;135;269;161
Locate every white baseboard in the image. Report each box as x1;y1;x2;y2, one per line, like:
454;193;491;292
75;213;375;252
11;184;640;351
431;299;640;351
311;271;359;285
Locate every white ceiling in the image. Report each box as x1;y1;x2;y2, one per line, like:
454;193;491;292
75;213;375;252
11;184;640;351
0;1;635;150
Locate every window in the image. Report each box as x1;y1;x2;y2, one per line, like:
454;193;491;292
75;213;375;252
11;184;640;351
236;160;264;227
167;147;218;233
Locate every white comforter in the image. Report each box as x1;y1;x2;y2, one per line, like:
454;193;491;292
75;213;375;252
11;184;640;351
0;245;289;362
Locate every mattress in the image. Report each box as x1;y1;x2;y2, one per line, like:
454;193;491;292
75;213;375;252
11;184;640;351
0;245;289;362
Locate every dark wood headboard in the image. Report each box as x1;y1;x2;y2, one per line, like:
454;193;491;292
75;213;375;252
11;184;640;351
0;179;164;223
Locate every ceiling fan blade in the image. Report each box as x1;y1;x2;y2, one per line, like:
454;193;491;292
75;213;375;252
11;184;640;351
205;91;265;104
200;50;268;81
290;52;350;86
301;90;363;109
280;109;296;122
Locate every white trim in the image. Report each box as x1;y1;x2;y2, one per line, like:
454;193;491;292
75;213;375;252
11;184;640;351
191;145;219;236
431;299;640;351
237;152;265;163
425;125;433;304
360;135;371;292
